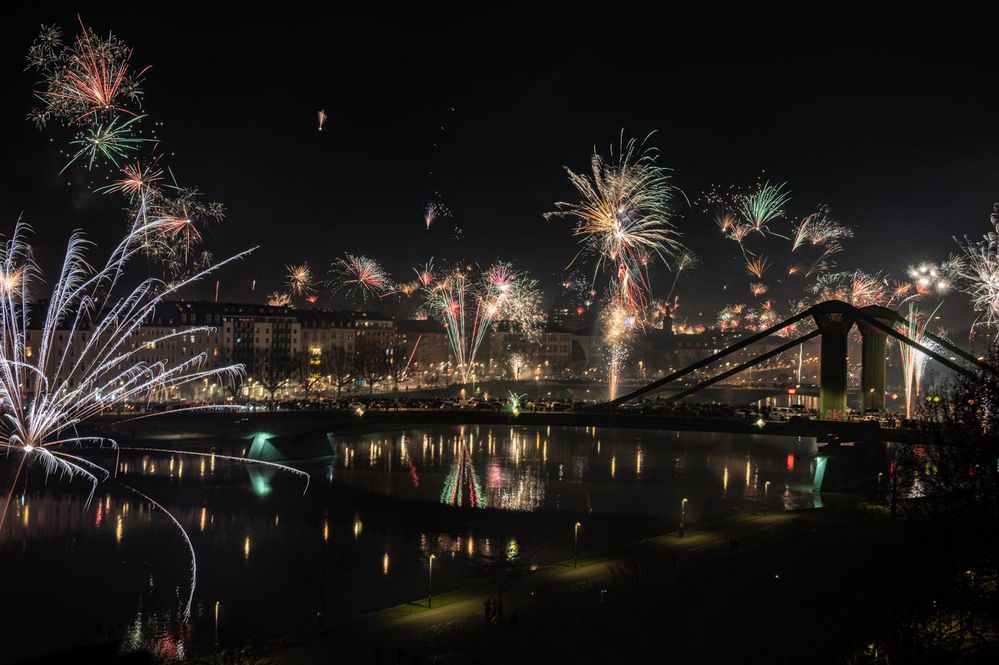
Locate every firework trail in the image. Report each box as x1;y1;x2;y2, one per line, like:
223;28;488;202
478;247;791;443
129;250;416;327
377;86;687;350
423;201;451;230
425;262;543;384
897;302;943;418
0;214;305;617
317;109;327;132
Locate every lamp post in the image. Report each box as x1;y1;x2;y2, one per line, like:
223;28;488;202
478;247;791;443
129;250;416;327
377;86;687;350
764;480;771;514
573;521;582;568
428;554;436;608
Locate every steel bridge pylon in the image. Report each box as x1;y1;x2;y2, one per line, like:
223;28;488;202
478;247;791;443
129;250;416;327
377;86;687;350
605;300;984;419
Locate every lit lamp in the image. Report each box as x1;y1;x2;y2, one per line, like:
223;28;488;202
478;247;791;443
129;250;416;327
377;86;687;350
573;521;582;568
428;554;436;608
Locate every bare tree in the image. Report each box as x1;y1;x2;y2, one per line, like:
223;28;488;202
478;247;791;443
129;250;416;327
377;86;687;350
252;348;295;407
355;338;387;395
328;345;354;398
294;350;326;400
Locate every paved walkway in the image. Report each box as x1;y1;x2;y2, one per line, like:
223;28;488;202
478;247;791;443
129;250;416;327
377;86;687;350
265;506;849;663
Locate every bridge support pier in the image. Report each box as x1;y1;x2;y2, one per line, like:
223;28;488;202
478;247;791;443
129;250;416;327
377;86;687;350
816;313;851;420
860;320;889;414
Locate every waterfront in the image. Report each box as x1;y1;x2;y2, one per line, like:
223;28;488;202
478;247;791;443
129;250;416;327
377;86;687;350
2;425;816;662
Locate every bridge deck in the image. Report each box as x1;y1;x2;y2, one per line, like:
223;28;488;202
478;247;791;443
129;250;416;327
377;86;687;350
98;409;918;444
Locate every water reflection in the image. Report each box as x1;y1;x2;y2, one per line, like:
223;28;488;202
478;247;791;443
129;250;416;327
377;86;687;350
1;425;818;662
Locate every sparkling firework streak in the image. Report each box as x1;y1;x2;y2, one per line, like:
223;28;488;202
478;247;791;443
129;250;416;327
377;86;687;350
745;255;771;279
0;216;305;618
286;262;315;297
957;207;999;334
61;113;153;173
317;109;327;131
266;291;293;307
546;133;685;398
506;391;527;415
145;188;225;262
95;160;163;201
423;201;450;230
545;133;684;282
425;263;543;384
329;254;394;301
26;17;150;127
897;302;942;418
741;180;791;235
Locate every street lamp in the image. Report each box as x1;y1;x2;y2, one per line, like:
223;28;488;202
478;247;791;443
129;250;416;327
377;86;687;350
680;497;688;532
573;521;582;568
764;480;771;514
428;554;436;608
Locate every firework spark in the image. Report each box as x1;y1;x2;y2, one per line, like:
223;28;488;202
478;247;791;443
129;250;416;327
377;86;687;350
745;256;772;279
0;216;305;618
26;16;150;127
425;262;543;384
286;262;315;297
61;113;153;173
741;180;791;235
95;160;163;201
329;254;394;301
317;109;327;131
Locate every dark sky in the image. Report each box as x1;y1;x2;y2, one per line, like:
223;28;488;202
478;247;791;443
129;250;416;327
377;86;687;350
1;5;996;329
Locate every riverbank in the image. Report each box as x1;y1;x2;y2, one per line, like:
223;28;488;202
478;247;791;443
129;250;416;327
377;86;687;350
226;499;889;664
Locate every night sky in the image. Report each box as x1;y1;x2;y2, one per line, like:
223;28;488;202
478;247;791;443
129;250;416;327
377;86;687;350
1;6;996;330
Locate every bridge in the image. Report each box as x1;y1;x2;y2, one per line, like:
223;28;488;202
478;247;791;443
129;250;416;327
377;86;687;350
605;300;984;419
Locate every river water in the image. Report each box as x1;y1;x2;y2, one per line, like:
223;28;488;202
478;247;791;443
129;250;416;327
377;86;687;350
0;425;818;662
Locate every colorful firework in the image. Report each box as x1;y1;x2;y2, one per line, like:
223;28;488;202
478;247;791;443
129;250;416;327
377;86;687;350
956;207;999;334
286;262;315;297
745;255;772;279
329;254;394;301
61;113;153;173
741;180;791;235
317;109;327;131
546;133;684;398
898;302;943;418
95;160;163;201
266;291;293;307
0;217;307;619
144;188;225;263
26;17;150;127
506;391;527;415
425;262;543;384
423;201;451;230
545;133;683;280
809;270;909;308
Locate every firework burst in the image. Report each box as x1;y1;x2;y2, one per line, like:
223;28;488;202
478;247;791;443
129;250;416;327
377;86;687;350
26;16;150;127
329;254;394;301
61;113;153;173
286;262;315;297
0;216;306;618
425;262;543;384
95;160;163;201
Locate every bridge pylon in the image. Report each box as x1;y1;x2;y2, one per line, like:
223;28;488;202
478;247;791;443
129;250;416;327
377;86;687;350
814;311;851;420
859;306;895;415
